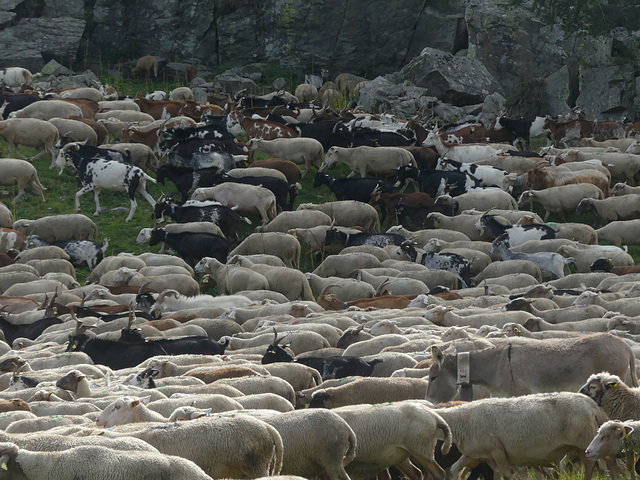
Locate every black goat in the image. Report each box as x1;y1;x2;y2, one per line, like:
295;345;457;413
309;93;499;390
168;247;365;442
313;172;393;203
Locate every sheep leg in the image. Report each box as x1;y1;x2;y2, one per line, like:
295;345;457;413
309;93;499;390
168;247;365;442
543;210;550;222
394;457;423;480
624;451;635;480
409;452;446;480
450;454;478;480
11;185;26;205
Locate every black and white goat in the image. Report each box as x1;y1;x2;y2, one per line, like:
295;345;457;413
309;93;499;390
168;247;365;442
474;212;556;247
26;235;108;270
436;158;507;188
400;243;473;288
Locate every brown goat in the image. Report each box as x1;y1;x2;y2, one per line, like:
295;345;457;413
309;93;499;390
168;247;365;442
370;191;435;227
525;163;610;197
317;293;416;310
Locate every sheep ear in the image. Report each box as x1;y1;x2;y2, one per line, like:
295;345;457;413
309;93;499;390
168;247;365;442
130;399;140;407
605;382;618;389
431;346;444;366
139;395;152;405
625;426;634;436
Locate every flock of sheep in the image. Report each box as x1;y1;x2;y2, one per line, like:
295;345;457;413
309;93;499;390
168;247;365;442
0;63;640;479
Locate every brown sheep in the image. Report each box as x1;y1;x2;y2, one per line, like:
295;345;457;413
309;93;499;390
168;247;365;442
185;366;263;384
0;398;31;413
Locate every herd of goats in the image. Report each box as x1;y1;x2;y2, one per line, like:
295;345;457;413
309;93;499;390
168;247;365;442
1;64;640;479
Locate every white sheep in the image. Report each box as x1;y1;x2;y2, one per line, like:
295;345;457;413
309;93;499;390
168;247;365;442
258;210;332;233
50;118;98;146
229;232;301;268
232;257;315;301
195;256;269;294
585;420;639;478
436;392;609;480
320;146;415;178
435;189;517;213
556;244;634;273
517;183;605;222
0;442;213;480
13;214;98;242
309;377;429;408
248;137;324;177
612;182;640;196
297;200;381;233
332;401;451;480
576;195;640;226
191;183;278;226
596;219;640;247
0;158;47;205
9;100;83;120
95;414;284;478
0;118;59;162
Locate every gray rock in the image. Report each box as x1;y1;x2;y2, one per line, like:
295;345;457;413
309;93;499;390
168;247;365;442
543;66;572;117
41;60;74;77
576;64;637;120
213;74;259;96
272;77;288;91
401;47;503;106
477;92;507;128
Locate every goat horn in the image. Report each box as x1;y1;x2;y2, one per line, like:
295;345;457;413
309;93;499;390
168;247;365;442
127;305;136;329
138;280;152;296
271;327;279;346
319;284;341;296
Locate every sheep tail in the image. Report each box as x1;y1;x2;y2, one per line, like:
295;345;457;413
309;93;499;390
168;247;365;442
344;425;358;465
630;354;639;387
436;414;453;455
267;424;284;475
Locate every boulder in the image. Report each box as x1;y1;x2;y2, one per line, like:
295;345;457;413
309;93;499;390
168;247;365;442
401;47;503;106
576;64;637;120
213;74;259;96
543;65;572;117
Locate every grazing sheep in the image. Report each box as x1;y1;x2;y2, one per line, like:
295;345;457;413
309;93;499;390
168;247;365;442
247;138;324;178
0;442;213;480
436;392;608;480
576;195;640;226
0;158;46;204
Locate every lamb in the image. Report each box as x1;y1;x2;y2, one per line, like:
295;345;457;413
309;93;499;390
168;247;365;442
229;232;301;269
579;372;640;421
0;118;58;162
0;442;213;480
435;392;609;480
95;414;284;478
596;219;640;247
517;183;605;222
331;401;451;480
247;137;324;177
0;158;46;204
309;377;429;408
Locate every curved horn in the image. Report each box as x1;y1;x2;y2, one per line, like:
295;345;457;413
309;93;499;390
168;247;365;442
271;327;279;346
127;305;136;329
319;284;341;296
137;280;153;296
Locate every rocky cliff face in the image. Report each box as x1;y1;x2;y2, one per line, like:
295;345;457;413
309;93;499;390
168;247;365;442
0;0;638;119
